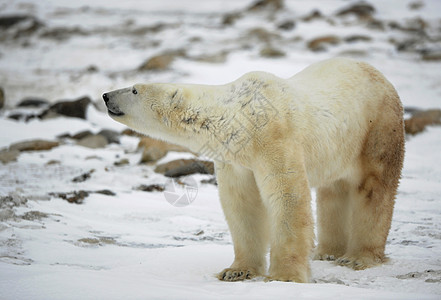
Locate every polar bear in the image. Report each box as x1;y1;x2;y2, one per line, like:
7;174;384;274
102;57;404;283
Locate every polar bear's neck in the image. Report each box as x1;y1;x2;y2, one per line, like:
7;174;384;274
161;74;278;161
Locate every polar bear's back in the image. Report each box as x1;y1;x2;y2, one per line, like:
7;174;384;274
287;58;403;187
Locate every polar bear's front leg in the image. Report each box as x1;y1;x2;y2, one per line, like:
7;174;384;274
215;162;269;281
253;156;314;283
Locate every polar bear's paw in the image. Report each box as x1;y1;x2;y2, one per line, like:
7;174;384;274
336;255;384;270
217;268;257;281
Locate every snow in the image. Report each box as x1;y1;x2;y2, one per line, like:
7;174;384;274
1;0;441;299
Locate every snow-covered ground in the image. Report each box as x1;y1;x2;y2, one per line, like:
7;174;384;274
1;0;441;299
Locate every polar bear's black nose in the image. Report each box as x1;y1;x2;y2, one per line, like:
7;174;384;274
102;93;109;104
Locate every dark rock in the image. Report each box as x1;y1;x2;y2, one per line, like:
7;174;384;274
7;113;24;121
98;129;120;144
301;10;323;22
201;177;217;185
138;137;189;163
0;87;4;109
135;184;165;192
72;130;93;140
367;19;385;30
20;211;49;221
93;189;116;196
77;134;108;149
277;20;295;31
0;15;32;29
138;50;185;71
0;15;44;40
86;65;99;73
114;158;129;166
191;51;229;64
39;96;91;120
155;159;214;178
336;2;376;19
0;193;27;208
260;46;286;58
405;109;441;135
46;160;61;165
17;98;49;108
246;28;280;43
51;191;89;204
421;49;441;61
72;169;95;183
222;12;242;26
0;149;20;164
344;35;372;43
307;35;341;51
389;18;426;34
247;0;284;11
409;1;424;10
40;26;87;41
9;139;59;152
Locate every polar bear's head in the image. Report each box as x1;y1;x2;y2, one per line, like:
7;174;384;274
102;83;198;143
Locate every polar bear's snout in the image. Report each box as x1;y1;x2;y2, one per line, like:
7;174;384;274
102;92;125;117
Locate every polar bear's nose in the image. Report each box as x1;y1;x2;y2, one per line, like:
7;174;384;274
102;93;109;103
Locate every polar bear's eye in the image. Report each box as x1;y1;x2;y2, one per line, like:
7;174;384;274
132;88;137;95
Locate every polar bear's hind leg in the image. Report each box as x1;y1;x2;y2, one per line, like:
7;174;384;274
337;92;405;270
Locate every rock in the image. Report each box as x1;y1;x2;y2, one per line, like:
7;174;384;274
155;159;196;174
247;0;284;11
0;15;44;40
301;10;323;22
336;2;376;19
201;177;217;185
77;134;108;149
155;159;214;177
138;50;186;71
164;160;214;178
51;191;89;204
404;109;441;135
246;28;280;43
344;35;372;43
389;18;426;34
421;50;441;61
72;130;93;140
307;35;341;51
21;211;49;221
93;190;116;196
135;184;165;192
0;15;32;29
114;158;129;166
0;149;20;164
39;96;91;119
98;129;120;144
0;193;27;208
222;12;242;26
409;1;424;10
192;51;229;64
337;50;368;58
260;46;286;58
0;87;4;109
138;137;189;163
16;98;49;108
0;209;15;221
9;139;59;152
40;26;87;41
72;169;95;183
277;20;295;31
